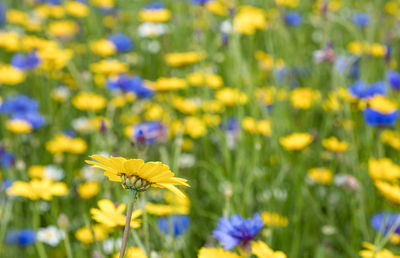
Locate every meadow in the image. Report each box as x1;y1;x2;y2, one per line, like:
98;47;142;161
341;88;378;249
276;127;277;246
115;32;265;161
1;0;400;257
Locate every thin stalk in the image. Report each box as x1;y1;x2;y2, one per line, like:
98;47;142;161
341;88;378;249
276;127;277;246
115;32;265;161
119;190;138;258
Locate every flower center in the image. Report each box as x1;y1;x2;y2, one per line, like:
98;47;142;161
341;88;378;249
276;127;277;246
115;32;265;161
121;174;152;192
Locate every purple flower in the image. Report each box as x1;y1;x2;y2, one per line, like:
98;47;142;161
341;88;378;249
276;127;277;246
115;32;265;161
107;34;133;52
6;229;36;247
349;80;386;99
212;213;264;250
352;12;370;28
371;212;400;235
363;108;398;127
387;70;400;90
158;215;190;236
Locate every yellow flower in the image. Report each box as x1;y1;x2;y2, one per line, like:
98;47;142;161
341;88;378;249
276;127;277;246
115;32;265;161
307;167;333;185
172;97;198;114
261;212;288;227
165;52;204;67
91;0;114;9
206;1;228;16
48;20;79;37
0;32;20;52
37;45;73;71
90;199;142;228
146;191;190;216
139;9;171;23
359;242;400;258
113;247;147;258
46;134;87;155
368;43;387;58
275;0;299;8
6;9;28;26
75;225;109;244
72;92;106;111
65;1;89;18
0;65;25;85
322;136;348;153
6;119;32;134
252;240;287;258
152;77;187;91
90;59;128;75
184;116;207;138
347;41;365;55
187;73;204;86
368;95;397;114
375;181;400;205
144;104;164;121
86;155;189;198
290;88;320;110
242;117;257;133
257;120;271;136
279;132;313;151
215;88;248;106
7;179;68;200
234;6;266;35
205;74;223;89
369;158;400;182
77;181;100;199
198;247;241;258
381;130;400;150
90;39;116;57
28;166;45;179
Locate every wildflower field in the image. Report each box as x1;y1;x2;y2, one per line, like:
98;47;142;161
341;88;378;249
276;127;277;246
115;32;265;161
3;0;400;257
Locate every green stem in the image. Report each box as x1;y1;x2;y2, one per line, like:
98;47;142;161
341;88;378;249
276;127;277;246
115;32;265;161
63;230;73;258
119;190;138;258
33;202;47;258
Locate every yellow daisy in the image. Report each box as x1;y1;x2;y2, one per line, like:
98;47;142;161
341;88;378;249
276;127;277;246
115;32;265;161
86;155;189;198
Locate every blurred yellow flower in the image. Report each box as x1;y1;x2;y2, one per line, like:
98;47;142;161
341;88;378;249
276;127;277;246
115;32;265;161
280;132;313;151
75;225;109;244
139;8;171;23
322;136;348;153
90;59;128;75
359;242;400;258
152;77;187;91
46;134;87;154
0;32;20;52
72;92;106;111
375;181;400;205
7;179;68;200
381;130;400;150
369;158;400;181
77;181;100;199
252;240;287;258
261;212;288;227
307;167;333;185
290;88;320;110
198;247;241;258
146;191;190;216
0;65;25;85
234;6;266;34
184;116;207;138
6;119;32;134
48;20;79;37
65;1;89;18
90;39;116;57
165;52;204;67
113;247;147;258
368;95;397;114
215;88;248;106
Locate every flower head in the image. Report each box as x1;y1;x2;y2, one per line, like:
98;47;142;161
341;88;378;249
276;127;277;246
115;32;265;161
6;179;68;200
212;213;264;250
198;247;241;258
86;155;189;197
279;132;313;151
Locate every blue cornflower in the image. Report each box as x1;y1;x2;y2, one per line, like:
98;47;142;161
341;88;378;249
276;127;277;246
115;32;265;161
191;0;212;5
212;213;264;250
131;121;167;144
6;229;36;247
371;212;400;235
349;80;386;99
284;12;302;27
363;107;398;127
144;2;166;9
352;12;370;28
10;52;41;71
0;95;39;115
0;3;6;27
107;34;133;52
219;118;239;135
387;70;400;90
158;215;190;236
107;74;154;98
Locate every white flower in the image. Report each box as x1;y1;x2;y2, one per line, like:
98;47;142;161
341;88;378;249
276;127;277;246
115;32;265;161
179;153;195;168
81;165;103;181
51;86;70;102
44;165;64;181
138;22;168;37
37;226;65;247
220;20;232;34
72;117;91;133
103;238;121;254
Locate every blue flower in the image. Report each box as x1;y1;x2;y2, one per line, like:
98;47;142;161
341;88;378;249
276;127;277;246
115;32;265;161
371;212;400;235
191;0;212;5
387;70;400;90
158;215;190;236
107;34;133;52
220;118;239;134
10;52;41;71
0;3;6;27
0;95;39;115
107;74;154;98
212;213;264;250
352;12;370;28
363;107;398;127
349;80;386;99
284;12;302;27
144;2;166;9
132;121;167;144
6;229;36;247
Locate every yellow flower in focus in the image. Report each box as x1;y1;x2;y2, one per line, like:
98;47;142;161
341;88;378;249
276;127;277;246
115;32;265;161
65;1;89;18
290;88;320;109
90;39;116;57
381;130;400;150
77;181;100;199
6;119;32;134
215;88;248;106
198;247;241;258
75;225;109;244
165;52;204;67
113;247;147;258
252;240;287;258
359;242;400;258
184;116;207;138
90;199;142;228
322;136;348;153
307;167;333;185
72;92;106;111
0;65;25;85
86;155;189;197
48;20;79;37
280;132;313;151
234;6;266;34
46;134;87;155
7;179;68;200
375;181;400;205
368;158;400;181
261;212;288;227
152;77;187;91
